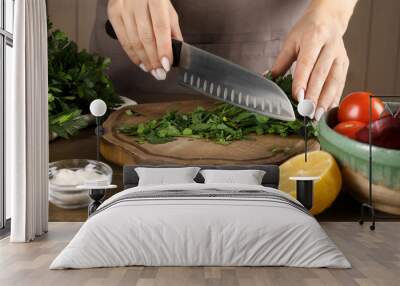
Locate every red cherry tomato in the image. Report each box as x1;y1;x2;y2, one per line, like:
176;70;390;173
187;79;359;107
338;92;385;123
334;120;367;139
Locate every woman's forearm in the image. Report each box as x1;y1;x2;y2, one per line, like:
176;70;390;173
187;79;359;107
307;0;358;35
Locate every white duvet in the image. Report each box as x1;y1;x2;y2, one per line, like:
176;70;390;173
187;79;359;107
50;183;350;269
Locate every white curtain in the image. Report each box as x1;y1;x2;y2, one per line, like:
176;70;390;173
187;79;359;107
7;0;49;242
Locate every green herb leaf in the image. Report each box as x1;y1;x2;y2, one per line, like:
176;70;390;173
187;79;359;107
125;110;133;116
117;74;315;144
47;19;122;139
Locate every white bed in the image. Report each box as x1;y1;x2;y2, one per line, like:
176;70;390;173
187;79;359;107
50;182;350;269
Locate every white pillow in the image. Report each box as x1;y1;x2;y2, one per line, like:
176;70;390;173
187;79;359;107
200;169;266;185
135;167;200;186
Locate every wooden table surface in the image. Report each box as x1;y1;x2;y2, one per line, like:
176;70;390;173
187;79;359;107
49;128;400;222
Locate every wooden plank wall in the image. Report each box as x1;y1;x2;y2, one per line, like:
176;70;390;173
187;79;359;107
47;0;97;51
364;0;400;96
47;0;400;97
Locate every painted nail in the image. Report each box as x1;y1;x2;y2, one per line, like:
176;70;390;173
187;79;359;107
297;88;305;102
139;63;148;72
161;57;170;72
156;68;166;80
315;107;325;121
151;70;160;80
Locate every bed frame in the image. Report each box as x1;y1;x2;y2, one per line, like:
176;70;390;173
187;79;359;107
123;165;280;189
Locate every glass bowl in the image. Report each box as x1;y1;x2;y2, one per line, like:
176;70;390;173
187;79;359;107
48;159;113;209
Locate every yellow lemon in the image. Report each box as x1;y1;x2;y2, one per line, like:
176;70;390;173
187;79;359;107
279;151;342;215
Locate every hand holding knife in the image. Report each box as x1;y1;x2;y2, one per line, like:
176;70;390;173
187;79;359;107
106;20;297;122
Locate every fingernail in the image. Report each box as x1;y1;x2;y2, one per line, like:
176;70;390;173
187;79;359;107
161;57;170;72
310;102;316;119
151;70;160;80
156;68;166;80
297;88;305;102
315;107;325;121
139;63;148;72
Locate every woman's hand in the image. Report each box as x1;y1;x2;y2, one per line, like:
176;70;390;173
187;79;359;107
271;0;357;120
108;0;183;80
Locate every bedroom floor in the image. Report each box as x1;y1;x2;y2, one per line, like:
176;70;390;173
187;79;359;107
0;222;399;286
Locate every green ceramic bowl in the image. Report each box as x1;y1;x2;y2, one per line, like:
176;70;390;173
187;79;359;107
318;108;400;214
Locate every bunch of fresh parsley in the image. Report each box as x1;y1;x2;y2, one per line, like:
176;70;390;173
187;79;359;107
118;74;314;144
48;20;122;139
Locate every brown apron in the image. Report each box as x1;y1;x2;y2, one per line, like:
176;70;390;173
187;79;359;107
90;0;309;103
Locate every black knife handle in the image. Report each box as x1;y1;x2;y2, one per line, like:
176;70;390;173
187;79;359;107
105;20;118;39
105;20;181;67
171;39;182;67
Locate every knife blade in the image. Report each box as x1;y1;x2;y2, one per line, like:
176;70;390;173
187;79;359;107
105;20;296;121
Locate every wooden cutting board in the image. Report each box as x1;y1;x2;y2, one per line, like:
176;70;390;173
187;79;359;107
101;99;319;166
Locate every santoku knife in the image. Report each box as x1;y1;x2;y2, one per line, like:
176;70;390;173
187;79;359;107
105;20;296;121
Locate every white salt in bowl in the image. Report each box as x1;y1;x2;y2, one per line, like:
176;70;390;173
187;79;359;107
48;159;113;209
